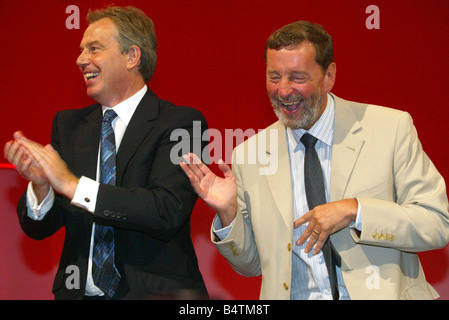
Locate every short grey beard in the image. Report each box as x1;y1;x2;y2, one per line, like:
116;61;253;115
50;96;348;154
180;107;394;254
270;92;324;130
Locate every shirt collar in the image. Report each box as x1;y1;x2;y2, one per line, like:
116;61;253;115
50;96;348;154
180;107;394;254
288;93;335;150
102;85;147;126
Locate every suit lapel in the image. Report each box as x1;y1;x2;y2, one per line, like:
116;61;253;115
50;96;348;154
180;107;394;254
116;89;159;184
263;122;294;235
73;106;102;180
330;94;364;201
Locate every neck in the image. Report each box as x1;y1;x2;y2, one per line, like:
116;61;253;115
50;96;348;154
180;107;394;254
104;79;146;108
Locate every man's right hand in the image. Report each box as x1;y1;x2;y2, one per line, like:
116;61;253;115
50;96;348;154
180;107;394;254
4;131;50;202
180;153;237;227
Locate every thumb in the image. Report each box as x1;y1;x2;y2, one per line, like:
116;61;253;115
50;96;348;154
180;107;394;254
217;159;234;179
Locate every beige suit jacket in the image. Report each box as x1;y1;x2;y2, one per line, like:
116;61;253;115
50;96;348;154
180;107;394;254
212;94;449;299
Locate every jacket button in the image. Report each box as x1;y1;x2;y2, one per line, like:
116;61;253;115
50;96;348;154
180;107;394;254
104;210;110;217
287;243;291;251
283;283;289;290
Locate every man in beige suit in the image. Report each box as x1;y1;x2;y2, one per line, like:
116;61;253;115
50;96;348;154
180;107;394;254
180;21;449;299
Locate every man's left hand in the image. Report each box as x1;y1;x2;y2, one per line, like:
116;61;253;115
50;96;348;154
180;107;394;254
294;198;358;254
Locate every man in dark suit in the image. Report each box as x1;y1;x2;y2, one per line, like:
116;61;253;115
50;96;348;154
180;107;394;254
4;6;208;300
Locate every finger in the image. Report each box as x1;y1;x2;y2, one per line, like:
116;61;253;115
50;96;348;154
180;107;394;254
217;159;234;180
4;140;16;162
296;221;316;247
13;131;26;141
17;155;34;178
181;152;199;165
5;141;35;176
190;153;209;176
11;146;25;168
182;153;207;179
20;155;33;172
18;136;44;150
181;153;196;167
179;160;201;185
303;229;321;254
20;140;51;170
312;235;328;255
5;140;23;162
302;224;330;255
294;210;313;229
19;138;47;158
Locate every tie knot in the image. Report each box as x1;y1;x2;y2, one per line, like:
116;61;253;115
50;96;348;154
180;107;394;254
103;109;118;124
300;133;318;149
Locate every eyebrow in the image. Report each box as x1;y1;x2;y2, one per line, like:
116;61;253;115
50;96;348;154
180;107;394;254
80;40;103;50
267;70;311;77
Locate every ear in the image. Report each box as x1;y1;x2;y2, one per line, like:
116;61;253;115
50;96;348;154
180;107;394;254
324;62;336;92
127;45;142;70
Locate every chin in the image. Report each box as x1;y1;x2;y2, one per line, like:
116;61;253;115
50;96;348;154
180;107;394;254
86;88;103;103
274;107;304;129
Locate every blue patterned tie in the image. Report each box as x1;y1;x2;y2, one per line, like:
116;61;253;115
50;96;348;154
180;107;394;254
93;109;121;297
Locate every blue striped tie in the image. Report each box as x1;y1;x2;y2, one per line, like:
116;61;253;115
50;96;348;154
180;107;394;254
93;109;121;297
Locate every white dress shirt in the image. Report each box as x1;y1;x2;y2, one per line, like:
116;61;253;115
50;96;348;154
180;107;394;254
26;85;147;296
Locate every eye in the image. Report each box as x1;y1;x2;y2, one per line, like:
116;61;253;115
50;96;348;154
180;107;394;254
267;75;281;83
290;76;309;84
88;44;103;54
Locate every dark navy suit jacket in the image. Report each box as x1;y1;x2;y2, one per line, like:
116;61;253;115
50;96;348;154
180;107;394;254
17;87;209;299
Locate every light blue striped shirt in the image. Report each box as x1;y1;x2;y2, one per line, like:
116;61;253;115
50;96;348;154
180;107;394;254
287;93;350;300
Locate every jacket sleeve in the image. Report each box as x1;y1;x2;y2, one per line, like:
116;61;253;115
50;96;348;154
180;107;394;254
353;111;449;252
211;149;262;277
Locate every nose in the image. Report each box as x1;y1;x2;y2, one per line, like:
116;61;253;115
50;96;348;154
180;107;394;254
277;77;294;98
76;50;89;68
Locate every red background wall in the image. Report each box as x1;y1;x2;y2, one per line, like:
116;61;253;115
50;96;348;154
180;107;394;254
1;0;448;299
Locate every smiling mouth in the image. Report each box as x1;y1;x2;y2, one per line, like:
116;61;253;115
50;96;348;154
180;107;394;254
281;100;303;112
84;72;99;81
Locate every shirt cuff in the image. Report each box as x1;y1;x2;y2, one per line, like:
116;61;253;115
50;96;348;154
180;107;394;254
71;176;99;213
212;214;235;241
26;182;54;221
349;198;362;231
